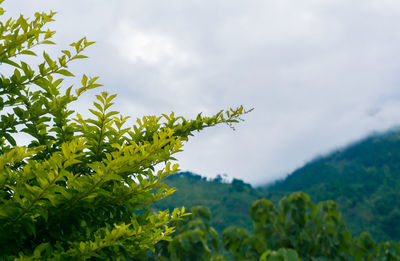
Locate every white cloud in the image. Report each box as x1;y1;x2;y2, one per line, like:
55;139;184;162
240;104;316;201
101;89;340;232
111;21;199;67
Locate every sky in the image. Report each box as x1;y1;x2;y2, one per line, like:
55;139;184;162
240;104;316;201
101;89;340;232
4;1;400;185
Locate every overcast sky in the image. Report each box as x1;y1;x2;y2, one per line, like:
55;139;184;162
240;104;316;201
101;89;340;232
5;1;400;185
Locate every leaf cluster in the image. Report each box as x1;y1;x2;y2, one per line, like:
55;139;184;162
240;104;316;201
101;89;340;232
0;3;248;260
150;206;223;261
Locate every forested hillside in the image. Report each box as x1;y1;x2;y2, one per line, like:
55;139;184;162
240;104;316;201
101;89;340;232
157;130;400;242
154;172;272;233
267;129;400;241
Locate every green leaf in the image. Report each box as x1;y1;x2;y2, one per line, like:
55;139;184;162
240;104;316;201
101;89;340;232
42;40;56;45
56;69;75;77
2;59;21;68
43;52;54;67
20;50;37;56
4;133;16;146
61;50;71;58
72;55;88;60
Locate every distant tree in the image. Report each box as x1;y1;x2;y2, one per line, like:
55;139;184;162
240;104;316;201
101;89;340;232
223;192;400;260
224;192;351;260
230;178;250;192
213;174;223;183
0;3;248;260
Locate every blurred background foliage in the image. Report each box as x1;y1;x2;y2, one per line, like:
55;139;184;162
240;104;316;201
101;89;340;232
155;130;400;254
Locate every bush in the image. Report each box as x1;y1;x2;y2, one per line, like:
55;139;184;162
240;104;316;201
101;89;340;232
0;2;247;259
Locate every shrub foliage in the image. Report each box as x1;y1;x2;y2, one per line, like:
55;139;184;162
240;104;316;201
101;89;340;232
0;2;247;260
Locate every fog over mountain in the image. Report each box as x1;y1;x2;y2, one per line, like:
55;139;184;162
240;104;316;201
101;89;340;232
6;1;400;184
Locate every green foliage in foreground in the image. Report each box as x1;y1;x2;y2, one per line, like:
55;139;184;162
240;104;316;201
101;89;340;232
0;3;247;260
154;192;400;260
151;206;224;261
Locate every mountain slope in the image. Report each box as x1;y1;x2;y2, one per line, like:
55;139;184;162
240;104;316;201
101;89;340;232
154;172;276;233
266;130;400;241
